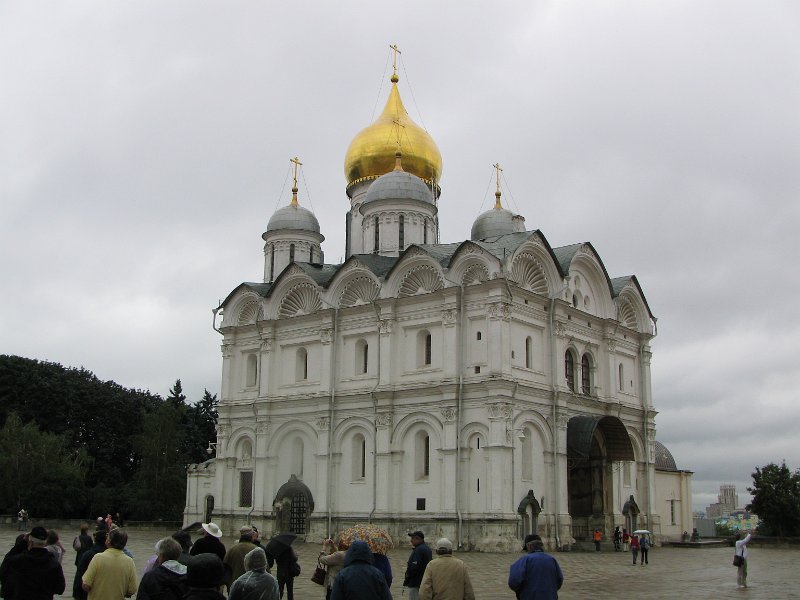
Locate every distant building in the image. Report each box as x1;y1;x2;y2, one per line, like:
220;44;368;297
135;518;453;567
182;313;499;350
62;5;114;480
705;484;738;518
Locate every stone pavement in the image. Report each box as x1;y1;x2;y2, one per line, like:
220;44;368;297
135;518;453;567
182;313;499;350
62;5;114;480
2;526;797;599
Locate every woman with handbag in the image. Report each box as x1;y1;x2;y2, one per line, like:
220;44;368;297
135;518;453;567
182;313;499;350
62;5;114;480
318;538;347;600
734;531;753;588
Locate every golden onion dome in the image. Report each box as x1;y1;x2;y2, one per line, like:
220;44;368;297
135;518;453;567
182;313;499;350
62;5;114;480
344;76;442;190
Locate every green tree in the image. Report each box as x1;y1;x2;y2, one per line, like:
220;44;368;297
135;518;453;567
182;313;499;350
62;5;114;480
166;379;187;408
747;461;800;537
183;389;218;463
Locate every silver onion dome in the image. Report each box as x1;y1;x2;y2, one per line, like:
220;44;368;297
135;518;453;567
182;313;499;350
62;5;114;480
266;203;321;233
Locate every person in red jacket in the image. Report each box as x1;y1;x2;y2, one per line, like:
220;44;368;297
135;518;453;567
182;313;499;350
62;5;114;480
593;529;602;552
630;535;640;565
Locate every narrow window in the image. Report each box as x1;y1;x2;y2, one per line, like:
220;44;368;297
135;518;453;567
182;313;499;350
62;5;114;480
424;434;430;476
269;244;275;282
399;215;405;250
525;336;532;369
360;436;366;478
423;219;428;244
310;247;315;263
246;353;258;387
355;339;368;375
476;437;481;449
352;433;366;480
238;471;253;507
289;243;295;263
362;342;369;374
565;351;575;391
474;366;481;374
374;216;380;253
671;499;676;525
425;333;432;366
619;363;624;391
477;478;480;493
296;347;308;381
476;331;482;340
581;354;591;395
416;430;431;480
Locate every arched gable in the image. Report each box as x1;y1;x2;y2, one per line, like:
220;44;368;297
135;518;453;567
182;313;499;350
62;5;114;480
513;411;553;448
332;416;375;449
383;250;447;299
222;291;264;328
324;257;384;308
447;241;500;285
507;233;563;297
391;411;443;452
613;277;654;335
564;243;615;319
459;421;490;448
265;419;319;454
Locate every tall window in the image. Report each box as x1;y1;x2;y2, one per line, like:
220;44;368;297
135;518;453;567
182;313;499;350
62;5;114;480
296;347;308;381
289;243;295;263
417;330;432;367
269;244;275;281
581;354;591;395
355;339;368;375
352;433;366;480
425;333;432;366
521;428;533;480
423;219;428;244
525;337;533;369
246;353;258;388
670;499;676;525
565;350;575;391
239;471;253;507
310;247;315;263
619;363;624;391
374;216;380;253
415;431;430;479
399;215;405;250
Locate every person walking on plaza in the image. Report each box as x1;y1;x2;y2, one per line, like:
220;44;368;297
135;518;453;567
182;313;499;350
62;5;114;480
274;544;300;600
229;547;279;600
403;530;432;600
419;538;474;600
137;537;188;600
190;522;226;560
330;541;392;600
73;523;93;567
81;528;137;600
639;535;650;565
319;538;347;600
73;530;107;600
734;530;753;589
16;509;28;532
613;526;622;551
630;535;640;565
622;529;630;552
224;526;258;590
185;553;228;600
0;526;65;600
508;534;563;600
593;528;602;551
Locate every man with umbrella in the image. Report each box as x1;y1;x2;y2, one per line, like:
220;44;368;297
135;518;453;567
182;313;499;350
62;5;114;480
264;533;300;600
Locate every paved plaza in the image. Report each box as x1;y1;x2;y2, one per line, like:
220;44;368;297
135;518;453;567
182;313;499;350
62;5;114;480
2;526;797;599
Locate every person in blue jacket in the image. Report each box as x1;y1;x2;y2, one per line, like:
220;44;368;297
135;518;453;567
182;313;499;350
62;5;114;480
330;541;391;600
508;535;563;600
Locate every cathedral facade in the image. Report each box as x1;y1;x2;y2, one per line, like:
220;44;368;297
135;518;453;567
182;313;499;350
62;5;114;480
184;62;692;551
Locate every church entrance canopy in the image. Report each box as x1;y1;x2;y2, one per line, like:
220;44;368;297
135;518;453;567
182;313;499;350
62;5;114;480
567;416;635;461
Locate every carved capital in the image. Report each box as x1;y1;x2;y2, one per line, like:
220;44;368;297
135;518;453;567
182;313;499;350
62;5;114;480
488;402;513;420
261;338;273;353
379;319;394;335
488;301;511;321
256;422;271;435
319;328;333;345
315;417;330;431
221;343;234;358
441;309;457;326
553;321;566;338
440;407;457;422
375;413;394;428
606;338;617;352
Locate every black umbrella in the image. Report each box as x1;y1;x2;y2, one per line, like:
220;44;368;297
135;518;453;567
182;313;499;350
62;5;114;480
265;532;297;558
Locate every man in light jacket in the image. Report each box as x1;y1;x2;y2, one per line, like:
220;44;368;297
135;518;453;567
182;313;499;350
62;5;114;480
735;530;753;589
419;538;474;600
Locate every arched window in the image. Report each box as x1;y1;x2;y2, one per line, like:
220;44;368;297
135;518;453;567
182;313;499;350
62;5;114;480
296;347;308;381
399;215;405;251
246;353;258;388
525;336;533;369
521;427;533;481
618;363;624;391
355;339;368;375
476;331;482;341
374;216;380;253
581;353;591;395
352;433;366;480
310;247;315;263
415;430;430;480
423;218;428;244
289;243;295;263
565;350;575;391
417;330;432;368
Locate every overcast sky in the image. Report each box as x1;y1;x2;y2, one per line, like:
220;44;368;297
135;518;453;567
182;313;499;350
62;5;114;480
2;1;798;512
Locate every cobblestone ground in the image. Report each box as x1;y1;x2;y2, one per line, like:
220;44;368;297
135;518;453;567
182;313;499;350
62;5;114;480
3;527;797;599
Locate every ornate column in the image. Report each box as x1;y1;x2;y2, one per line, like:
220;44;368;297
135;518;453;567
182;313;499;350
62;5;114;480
374;412;394;513
554;411;572;545
254;421;271;513
259;337;273;396
378;317;394;383
220;342;234;401
441;308;458;379
487;301;512;376
318;325;334;393
440;406;458;511
487;402;513;513
315;416;331;513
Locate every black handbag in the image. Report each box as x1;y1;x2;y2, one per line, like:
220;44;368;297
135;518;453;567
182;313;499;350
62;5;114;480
733;552;744;567
311;559;326;585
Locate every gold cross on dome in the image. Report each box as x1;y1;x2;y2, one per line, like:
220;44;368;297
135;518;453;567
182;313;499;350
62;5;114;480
290;156;302;205
493;162;503;208
389;44;402;81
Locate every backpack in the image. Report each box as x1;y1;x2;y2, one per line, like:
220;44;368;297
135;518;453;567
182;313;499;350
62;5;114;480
73;536;82;551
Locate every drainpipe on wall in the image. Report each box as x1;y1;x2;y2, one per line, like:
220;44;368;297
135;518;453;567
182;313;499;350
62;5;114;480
455;284;465;548
639;318;657;531
548;296;561;550
369;302;382;523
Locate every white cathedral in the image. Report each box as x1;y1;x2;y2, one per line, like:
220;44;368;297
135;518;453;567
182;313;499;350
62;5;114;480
184;59;693;551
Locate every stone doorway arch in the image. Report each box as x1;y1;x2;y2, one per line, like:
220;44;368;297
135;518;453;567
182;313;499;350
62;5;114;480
273;474;314;536
517;490;542;537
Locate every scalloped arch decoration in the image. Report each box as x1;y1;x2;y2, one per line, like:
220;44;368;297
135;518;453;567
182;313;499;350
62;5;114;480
278;283;322;318
510;252;549;295
617;299;639;330
340;276;380;307
398;265;444;297
462;263;489;286
238;299;262;325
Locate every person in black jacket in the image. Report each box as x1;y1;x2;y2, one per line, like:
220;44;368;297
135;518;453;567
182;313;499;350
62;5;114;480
403;531;432;600
0;526;65;600
72;530;107;600
190;523;226;560
74;523;93;566
330;541;391;600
